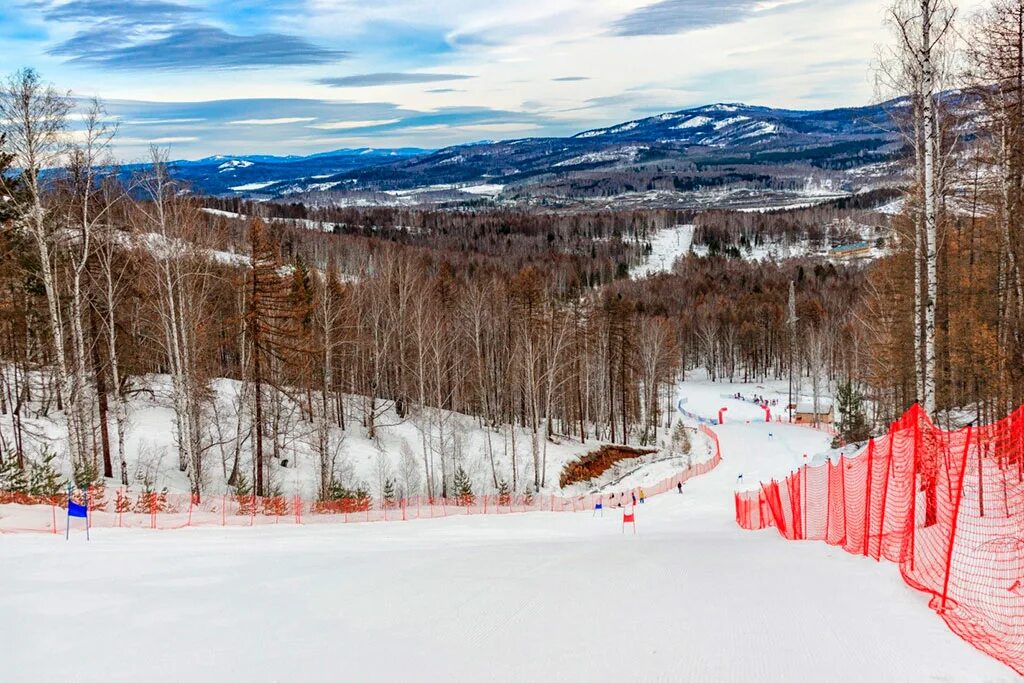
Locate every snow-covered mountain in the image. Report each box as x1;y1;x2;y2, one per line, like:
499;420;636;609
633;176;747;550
147;147;428;196
155;95;971;201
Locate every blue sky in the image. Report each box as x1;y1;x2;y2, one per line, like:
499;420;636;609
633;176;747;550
0;0;987;159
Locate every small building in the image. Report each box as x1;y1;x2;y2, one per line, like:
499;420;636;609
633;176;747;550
828;241;872;260
793;401;834;425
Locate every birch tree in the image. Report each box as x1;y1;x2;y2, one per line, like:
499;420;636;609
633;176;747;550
0;69;84;469
884;0;957;414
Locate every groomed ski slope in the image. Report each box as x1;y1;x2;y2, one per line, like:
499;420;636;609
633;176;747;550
0;383;1014;682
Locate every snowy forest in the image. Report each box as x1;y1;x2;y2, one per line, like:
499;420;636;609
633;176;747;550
0;0;1022;506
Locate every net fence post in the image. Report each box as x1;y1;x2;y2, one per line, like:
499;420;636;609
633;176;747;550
802;464;807;541
825;458;832;542
911;414;921;573
840;454;847;545
939;425;973;614
876;435;894;562
864;439;875;557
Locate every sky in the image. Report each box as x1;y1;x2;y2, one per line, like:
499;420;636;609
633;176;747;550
0;0;988;160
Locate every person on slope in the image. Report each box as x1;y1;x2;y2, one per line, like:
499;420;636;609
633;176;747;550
631;491;637;506
677;482;683;494
638;488;646;504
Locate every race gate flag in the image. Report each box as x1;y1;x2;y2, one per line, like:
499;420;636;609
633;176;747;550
66;486;90;541
622;507;636;534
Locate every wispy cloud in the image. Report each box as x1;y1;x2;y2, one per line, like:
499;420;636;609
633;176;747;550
94;97;558;158
317;72;472;88
34;0;347;70
147;136;198;144
36;0;196;23
307;119;402;130
230;117;316;125
553;76;590;82
611;0;758;36
51;24;347;70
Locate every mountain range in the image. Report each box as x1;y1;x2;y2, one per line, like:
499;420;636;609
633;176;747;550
164;98;916;205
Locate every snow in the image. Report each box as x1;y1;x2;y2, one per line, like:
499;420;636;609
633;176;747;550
135;232;249;268
713;115;750;130
674;115;713;129
459;183;505;196
876;197;906;215
0;375;607;502
200;208;246;219
0;374;1012;681
701;104;741;113
229;181;276;192
607;121;639;134
554;146;646;167
736;121;779;139
631;224;695;279
217;160;254;172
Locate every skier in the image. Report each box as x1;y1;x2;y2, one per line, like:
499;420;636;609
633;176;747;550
639;488;646;504
631;491;637;506
677;482;683;494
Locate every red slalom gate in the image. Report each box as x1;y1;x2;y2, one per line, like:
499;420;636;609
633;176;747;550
0;425;723;535
736;404;1024;675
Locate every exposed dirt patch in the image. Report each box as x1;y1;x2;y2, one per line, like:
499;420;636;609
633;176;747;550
559;445;657;488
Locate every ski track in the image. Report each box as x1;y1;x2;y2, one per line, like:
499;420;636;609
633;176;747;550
0;379;1015;681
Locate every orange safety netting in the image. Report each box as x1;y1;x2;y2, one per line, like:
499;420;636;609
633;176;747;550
735;404;1024;675
1;425;722;534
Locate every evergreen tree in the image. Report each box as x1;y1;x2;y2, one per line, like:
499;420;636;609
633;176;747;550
0;455;28;494
497;478;512;507
383;477;396;507
27;448;64;497
670;420;692;455
834;381;871;446
453;466;474;506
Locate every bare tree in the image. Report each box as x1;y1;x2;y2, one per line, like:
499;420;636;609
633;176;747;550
882;0;958;414
0;69;80;467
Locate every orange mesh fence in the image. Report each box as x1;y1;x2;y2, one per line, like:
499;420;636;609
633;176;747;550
735;404;1024;675
1;426;722;535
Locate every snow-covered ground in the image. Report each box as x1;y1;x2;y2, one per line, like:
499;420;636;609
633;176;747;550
631;224;695;279
2;374;679;501
0;376;1014;681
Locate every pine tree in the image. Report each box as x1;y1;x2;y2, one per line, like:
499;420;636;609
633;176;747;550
72;459;106;510
497;478;512;507
382;477;396;508
453;466;474;506
27;448;64;498
834;381;871;446
670;420;691;455
233;472;256;516
0;455;28;494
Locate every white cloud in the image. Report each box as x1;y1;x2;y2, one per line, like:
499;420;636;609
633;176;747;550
449;123;540;133
149;136;199;144
307;119;402;130
229;117;317;125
